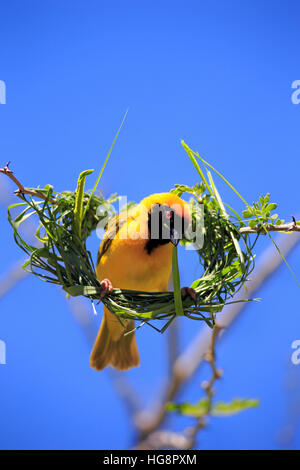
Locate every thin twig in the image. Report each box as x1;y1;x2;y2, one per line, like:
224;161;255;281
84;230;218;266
0;163;56;203
187;325;222;448
202;324;222;407
240;221;300;234
135;325;223;450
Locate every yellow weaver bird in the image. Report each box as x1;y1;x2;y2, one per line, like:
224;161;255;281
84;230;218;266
89;192;193;371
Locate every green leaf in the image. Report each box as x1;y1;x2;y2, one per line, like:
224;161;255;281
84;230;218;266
166;398;209;418
167;397;259;418
190;279;202;289
183;141;249;206
211;398;259;416
207;170;244;265
265;230;300;288
74;169;94;238
266;203;277;212
172;245;184;316
84;109;128;218
181;140;214;197
242;210;252;218
249;219;257;228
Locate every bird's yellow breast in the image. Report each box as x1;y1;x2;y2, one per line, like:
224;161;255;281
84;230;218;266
97;234;172;292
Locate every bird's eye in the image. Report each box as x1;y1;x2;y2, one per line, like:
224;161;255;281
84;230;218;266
165;210;173;220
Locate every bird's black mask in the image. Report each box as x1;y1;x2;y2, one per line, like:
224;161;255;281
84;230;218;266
145;203;187;254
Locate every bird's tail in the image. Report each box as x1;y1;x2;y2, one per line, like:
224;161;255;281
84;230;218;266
89;307;140;371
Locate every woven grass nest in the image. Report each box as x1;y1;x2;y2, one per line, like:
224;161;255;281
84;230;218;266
6;141;259;333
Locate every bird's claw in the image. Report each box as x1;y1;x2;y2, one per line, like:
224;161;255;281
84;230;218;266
97;278;113;304
181;286;197;305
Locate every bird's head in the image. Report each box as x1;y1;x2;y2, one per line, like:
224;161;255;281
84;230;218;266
139;193;191;252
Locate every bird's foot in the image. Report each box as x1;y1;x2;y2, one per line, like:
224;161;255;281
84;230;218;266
181;286;197;304
97;278;113;304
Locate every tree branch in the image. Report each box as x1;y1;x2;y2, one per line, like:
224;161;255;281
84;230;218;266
0;262;28;298
135;232;300;441
133;430;194;450
135;325;223;450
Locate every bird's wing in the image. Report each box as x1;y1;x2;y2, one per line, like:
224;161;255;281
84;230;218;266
96;209;135;266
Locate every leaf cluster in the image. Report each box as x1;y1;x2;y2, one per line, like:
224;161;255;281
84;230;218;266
242;194;283;228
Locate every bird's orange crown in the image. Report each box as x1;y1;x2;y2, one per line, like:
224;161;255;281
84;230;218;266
139;192;191;225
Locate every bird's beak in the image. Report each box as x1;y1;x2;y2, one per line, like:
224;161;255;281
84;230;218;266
170;227;180;246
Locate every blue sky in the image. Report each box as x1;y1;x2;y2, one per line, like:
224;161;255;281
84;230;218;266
0;0;300;450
